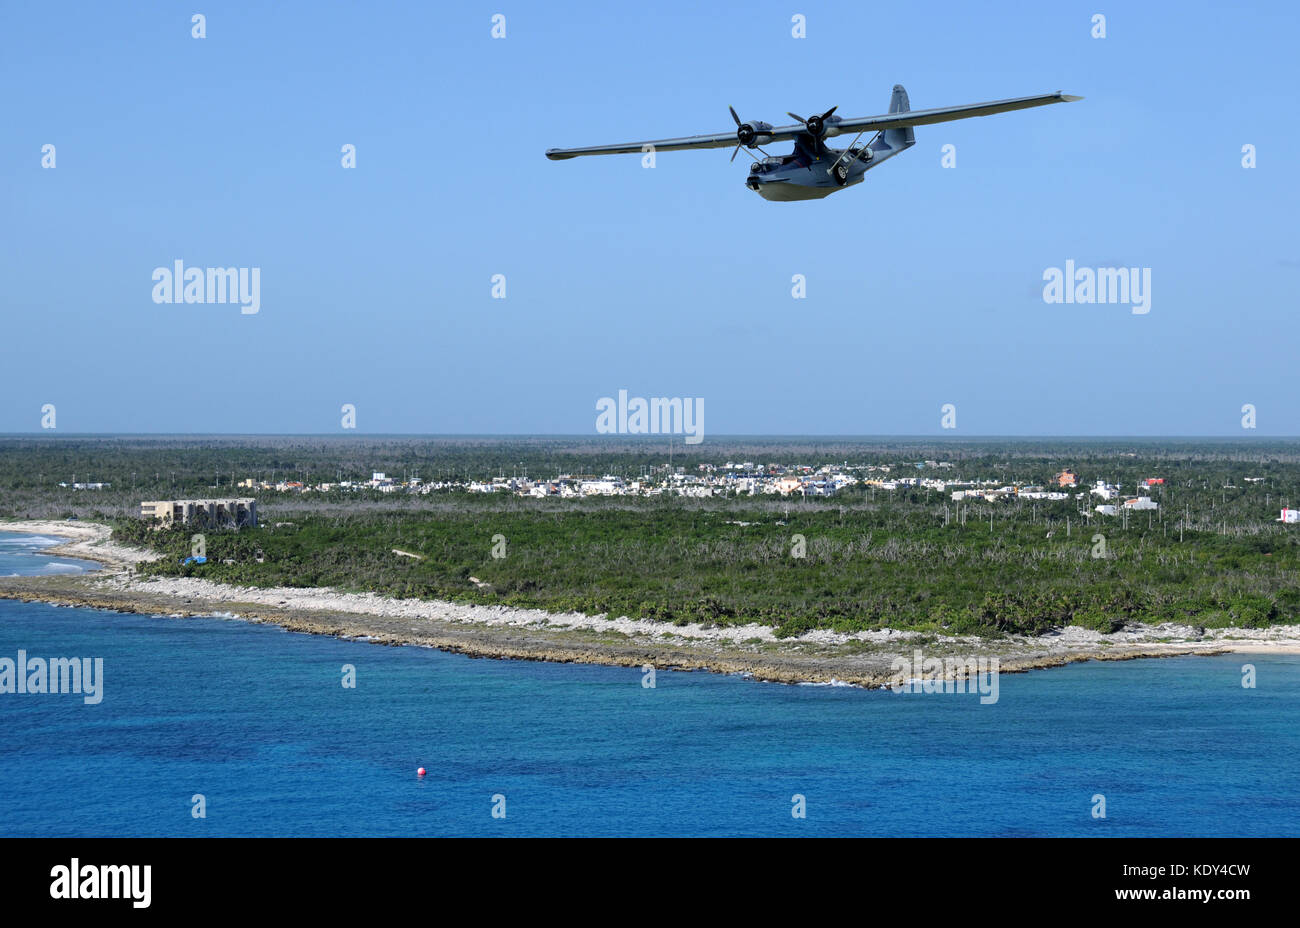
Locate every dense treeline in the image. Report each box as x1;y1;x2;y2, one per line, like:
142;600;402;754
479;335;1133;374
5;437;1300;637
112;499;1300;638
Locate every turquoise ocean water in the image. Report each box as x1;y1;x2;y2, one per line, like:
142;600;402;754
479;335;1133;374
1;531;1296;837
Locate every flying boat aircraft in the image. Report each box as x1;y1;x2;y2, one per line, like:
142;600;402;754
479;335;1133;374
546;85;1081;200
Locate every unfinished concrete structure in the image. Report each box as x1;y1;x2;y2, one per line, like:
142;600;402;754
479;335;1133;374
140;498;258;528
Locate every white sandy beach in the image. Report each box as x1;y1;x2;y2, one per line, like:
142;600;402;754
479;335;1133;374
2;519;158;569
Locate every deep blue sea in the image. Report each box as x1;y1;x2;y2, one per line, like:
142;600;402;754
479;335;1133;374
1;531;1297;837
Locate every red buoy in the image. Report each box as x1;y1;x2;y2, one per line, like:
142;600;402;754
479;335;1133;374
417;767;426;777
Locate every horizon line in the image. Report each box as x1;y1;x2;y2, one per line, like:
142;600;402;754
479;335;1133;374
2;432;1300;441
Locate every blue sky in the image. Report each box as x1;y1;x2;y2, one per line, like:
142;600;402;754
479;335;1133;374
2;1;1297;436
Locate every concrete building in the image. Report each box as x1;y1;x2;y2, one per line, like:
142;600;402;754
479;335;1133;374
141;498;257;528
579;477;624;496
774;477;803;495
1091;480;1120;500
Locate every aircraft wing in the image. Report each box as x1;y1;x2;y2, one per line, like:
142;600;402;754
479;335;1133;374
544;91;1080;160
828;91;1081;134
545;130;795;160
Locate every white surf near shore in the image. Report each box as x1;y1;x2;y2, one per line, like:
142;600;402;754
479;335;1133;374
1;520;158;569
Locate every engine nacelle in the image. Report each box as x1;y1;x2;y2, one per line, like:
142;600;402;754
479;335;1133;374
737;121;774;148
805;113;843;139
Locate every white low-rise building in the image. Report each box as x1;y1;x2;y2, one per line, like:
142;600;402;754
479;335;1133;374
1091;480;1120;500
580;478;624;496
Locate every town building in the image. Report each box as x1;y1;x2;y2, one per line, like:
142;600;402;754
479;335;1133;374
1090;479;1120;500
140;498;258;528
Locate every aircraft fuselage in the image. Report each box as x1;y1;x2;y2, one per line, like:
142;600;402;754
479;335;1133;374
745;130;911;200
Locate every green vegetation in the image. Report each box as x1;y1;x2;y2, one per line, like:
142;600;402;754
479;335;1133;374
113;501;1300;638
4;436;1300;637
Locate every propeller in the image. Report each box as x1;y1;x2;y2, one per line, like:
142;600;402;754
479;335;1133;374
729;105;744;161
729;105;771;162
788;106;839;137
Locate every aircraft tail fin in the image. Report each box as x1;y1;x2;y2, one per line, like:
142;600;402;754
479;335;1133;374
883;84;915;149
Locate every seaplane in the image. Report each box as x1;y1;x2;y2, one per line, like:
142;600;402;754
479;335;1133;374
545;85;1081;200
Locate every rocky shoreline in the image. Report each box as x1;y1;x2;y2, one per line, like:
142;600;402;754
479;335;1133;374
3;519;1296;687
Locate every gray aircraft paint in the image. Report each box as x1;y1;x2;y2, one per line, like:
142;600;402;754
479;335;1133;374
546;85;1080;201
